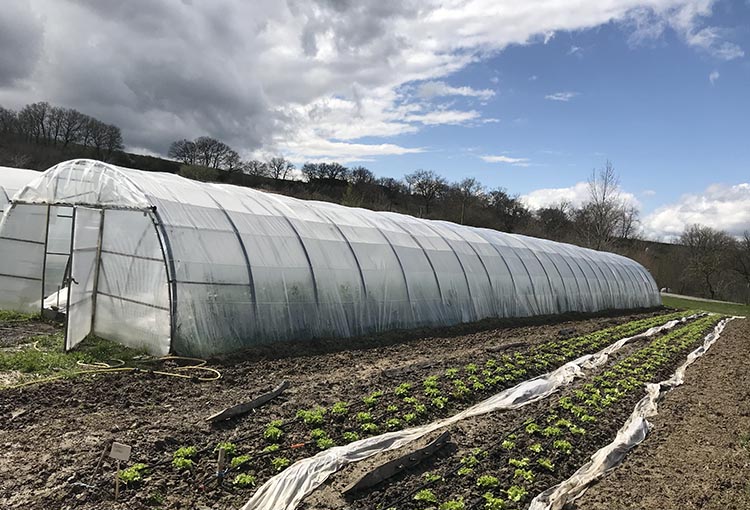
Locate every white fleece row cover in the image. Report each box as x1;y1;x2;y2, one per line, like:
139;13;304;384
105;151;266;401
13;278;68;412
241;315;694;510
0;159;660;356
528;315;741;510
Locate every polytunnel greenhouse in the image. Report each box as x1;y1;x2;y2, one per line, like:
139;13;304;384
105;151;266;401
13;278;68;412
0;159;661;357
0;166;40;214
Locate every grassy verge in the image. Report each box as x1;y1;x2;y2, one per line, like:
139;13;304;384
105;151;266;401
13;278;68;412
0;310;39;323
662;294;749;317
0;331;146;389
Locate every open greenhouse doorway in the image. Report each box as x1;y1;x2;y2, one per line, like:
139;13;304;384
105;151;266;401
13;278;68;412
2;200;174;355
63;206;103;350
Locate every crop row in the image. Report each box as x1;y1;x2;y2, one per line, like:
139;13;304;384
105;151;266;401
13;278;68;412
382;313;722;510
112;311;694;498
217;312;692;488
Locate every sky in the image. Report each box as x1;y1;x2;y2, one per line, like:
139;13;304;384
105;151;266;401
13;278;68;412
0;0;748;240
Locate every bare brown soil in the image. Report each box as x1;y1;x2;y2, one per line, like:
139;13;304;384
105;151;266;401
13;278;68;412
303;316;718;510
0;310;661;510
574;317;750;510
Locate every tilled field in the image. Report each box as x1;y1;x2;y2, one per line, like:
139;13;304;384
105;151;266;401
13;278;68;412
0;309;742;510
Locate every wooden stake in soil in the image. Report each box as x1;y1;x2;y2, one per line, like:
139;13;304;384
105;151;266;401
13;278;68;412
115;460;121;500
108;442;132;500
217;447;227;483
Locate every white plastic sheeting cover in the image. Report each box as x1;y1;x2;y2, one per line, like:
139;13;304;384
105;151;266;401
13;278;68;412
4;159;661;356
241;314;694;510
528;315;742;510
0;166;41;214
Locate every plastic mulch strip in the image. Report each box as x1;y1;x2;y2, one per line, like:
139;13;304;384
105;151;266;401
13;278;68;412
527;315;743;510
240;314;700;510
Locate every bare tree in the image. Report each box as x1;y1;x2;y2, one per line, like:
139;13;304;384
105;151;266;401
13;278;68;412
617;204;640;240
349;166;375;186
17;102;50;143
0;106;16;133
44;106;65;145
488;188;530;232
537;202;572;241
317;162;349;181
91;121;123;160
732;230;750;301
243;159;269;177
680;224;735;300
59;109;87;148
577;161;629;250
455;177;484;224
404;169;447;216
266;157;295;180
168;139;197;165
301;162;320;181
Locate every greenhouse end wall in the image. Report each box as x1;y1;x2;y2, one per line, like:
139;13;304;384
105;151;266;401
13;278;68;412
0;159;662;357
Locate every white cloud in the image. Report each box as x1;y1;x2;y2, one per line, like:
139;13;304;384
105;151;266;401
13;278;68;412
624;3;743;60
545;91;579;102
709;70;719;84
529;75;538;81
406;109;482;125
522;181;639;209
643;183;750;240
0;0;740;162
684;27;744;60
568;45;583;56
480;154;530;166
641;189;657;197
417;81;495;100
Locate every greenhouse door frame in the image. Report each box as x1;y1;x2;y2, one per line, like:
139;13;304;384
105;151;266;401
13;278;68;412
31;202;175;353
63;206;104;350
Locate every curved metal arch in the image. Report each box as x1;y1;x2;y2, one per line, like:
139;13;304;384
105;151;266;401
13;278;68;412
204;190;258;317
298;204;368;301
418;220;478;321
553;243;596;311
350;210;413;306
259;193;321;308
436;221;498;317
379;214;444;306
611;255;645;307
581;248;615;308
512;235;569;312
567;245;605;311
473;229;530;316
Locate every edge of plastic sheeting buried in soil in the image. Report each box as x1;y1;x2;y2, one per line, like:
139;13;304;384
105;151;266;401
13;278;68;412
239;314;698;510
527;315;744;510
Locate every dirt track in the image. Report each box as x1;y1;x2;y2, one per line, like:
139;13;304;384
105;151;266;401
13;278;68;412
574;317;750;510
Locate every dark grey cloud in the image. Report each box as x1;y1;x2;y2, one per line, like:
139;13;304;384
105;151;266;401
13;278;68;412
0;0;737;162
0;2;43;86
